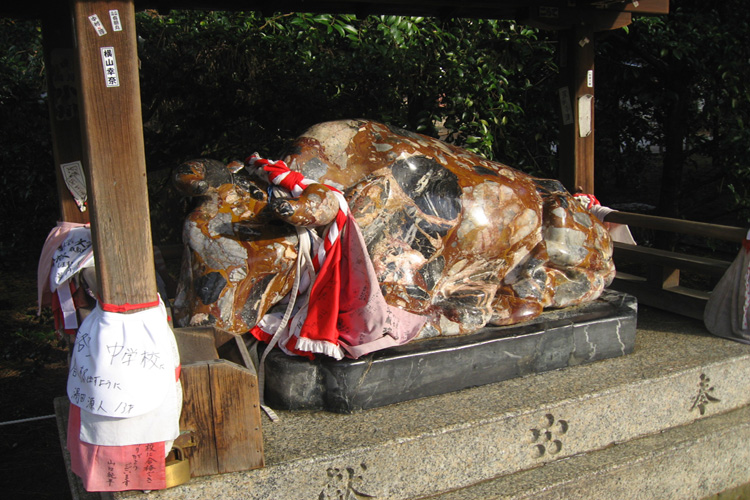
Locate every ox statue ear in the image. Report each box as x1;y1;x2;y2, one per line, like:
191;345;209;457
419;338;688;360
226;159;246;174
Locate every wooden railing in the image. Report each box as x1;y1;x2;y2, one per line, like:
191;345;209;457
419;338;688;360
604;211;747;320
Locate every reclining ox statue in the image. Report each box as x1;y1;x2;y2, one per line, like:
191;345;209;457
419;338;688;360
172;119;615;357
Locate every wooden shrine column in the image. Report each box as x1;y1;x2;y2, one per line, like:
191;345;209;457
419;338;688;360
71;0;157;307
527;7;633;196
558;22;596;195
42;8;90;223
550;1;669;194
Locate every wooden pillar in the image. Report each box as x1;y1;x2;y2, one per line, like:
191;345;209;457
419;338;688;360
71;0;157;307
558;23;595;195
42;10;90;223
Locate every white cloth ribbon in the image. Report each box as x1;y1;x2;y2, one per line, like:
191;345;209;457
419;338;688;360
589;205;637;245
67;298;179;422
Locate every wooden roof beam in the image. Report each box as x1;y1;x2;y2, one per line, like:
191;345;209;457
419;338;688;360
2;1;671;21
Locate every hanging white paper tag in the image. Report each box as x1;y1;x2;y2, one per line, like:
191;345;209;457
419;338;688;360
578;94;594;137
60;161;88;212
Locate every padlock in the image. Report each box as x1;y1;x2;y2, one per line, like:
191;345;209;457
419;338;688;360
164;446;191;488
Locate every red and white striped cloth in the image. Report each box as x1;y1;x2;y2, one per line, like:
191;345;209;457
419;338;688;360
249;155;350;275
246;155;425;360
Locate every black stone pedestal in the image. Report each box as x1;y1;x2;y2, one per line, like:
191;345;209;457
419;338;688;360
262;289;637;413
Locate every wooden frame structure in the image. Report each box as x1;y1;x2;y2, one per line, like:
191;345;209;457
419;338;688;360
3;0;669;314
5;0;671;482
1;0;666;311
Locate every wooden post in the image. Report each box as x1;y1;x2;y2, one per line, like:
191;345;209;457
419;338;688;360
42;10;90;223
71;0;156;307
558;23;595;195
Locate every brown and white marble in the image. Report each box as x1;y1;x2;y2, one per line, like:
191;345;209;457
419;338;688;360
173;119;615;341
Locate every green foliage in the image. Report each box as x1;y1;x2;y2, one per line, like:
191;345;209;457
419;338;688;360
3;5;748;259
135;11;558;174
0;19;58;262
133;11;560;243
595;0;750;224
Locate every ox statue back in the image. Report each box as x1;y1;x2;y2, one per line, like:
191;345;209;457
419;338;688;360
173;119;615;357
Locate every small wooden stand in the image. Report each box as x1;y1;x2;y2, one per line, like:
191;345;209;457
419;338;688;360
174;328;265;477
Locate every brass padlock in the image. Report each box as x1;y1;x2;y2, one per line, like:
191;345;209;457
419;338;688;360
164;446;191;488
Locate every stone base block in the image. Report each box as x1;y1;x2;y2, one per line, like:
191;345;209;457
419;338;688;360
263;289;637;412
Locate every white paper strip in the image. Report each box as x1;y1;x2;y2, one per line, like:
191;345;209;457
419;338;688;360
100;47;120;88
60;161;88;212
578;94;593;137
109;10;123;31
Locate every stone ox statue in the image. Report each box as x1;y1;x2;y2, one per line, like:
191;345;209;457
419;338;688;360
173;119;615;354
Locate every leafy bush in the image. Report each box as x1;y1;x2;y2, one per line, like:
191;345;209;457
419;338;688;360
136;11;558;170
2;7;747;260
0;19;58;262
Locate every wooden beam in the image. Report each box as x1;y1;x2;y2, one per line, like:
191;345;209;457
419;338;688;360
558;23;596;194
525;7;631;32
604;211;748;243
179;360;264;476
42;12;90;223
72;0;157;307
613;242;731;277
620;0;670;15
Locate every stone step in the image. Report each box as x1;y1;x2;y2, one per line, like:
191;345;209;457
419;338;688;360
91;307;750;499
421;403;750;500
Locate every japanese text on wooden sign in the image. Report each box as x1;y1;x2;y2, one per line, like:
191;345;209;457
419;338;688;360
100;47;120;88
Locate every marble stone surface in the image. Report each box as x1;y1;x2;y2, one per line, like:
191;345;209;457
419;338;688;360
173;119;617;343
263;289;637;412
67;305;750;500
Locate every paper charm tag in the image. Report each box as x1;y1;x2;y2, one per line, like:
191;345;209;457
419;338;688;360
60;161;88;212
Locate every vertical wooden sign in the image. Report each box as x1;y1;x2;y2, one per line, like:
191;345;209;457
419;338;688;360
71;0;156;307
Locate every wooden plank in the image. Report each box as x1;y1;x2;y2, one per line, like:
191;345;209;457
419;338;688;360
174;327;219;364
591;11;631;31
525;8;631;32
208;360;265;473
2;1;672;20
620;0;670;15
72;0;156;306
605;211;748;243
648;265;680;289
235;335;259;377
42;12;90;224
179;362;220;477
213;328;239;349
613;242;731;277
